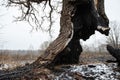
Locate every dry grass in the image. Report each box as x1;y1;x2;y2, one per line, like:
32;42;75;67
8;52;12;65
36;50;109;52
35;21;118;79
79;51;115;64
0;53;37;61
0;50;43;68
0;50;115;68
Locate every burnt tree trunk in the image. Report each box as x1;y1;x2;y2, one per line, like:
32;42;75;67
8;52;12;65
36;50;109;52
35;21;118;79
33;0;109;67
51;38;83;65
34;0;109;66
34;0;75;66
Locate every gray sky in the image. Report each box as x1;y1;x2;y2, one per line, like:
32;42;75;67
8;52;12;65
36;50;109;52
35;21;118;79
0;0;120;50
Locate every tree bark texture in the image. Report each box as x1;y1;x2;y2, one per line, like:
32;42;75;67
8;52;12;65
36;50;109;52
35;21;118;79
34;0;109;67
34;0;75;66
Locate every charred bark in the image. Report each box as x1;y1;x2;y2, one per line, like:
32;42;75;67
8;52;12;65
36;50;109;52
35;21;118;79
50;0;98;66
34;0;110;66
96;0;110;35
51;38;82;65
33;0;75;66
107;45;120;65
48;0;110;66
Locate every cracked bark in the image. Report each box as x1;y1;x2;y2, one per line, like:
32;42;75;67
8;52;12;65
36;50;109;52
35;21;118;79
33;0;75;66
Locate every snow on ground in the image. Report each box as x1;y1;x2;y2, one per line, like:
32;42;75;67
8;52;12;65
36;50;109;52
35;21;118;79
0;60;34;70
0;62;120;80
71;63;120;80
55;63;120;80
0;64;10;70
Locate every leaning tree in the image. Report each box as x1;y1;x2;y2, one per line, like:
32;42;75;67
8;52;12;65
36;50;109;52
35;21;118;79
0;0;110;79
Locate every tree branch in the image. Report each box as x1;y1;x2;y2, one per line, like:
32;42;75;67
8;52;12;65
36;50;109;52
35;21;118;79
8;0;55;32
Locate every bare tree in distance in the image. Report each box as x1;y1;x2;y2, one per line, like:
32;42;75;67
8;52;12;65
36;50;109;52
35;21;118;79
107;21;120;48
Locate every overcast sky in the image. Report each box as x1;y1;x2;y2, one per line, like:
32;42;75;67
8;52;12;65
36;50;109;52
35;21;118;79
0;0;120;50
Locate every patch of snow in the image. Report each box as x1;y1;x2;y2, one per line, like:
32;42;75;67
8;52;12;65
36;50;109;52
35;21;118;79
71;63;120;80
0;64;9;70
55;73;73;80
55;63;120;80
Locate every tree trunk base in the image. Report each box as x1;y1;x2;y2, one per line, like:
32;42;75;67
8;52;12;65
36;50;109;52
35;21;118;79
50;39;82;66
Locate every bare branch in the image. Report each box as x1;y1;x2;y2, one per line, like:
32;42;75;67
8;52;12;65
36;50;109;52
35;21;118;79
7;0;57;33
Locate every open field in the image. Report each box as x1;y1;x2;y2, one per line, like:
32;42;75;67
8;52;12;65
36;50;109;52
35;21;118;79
80;51;115;64
0;50;120;80
0;50;115;63
0;50;116;68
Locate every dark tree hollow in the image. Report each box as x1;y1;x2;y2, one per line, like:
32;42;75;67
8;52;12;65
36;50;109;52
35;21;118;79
49;0;109;66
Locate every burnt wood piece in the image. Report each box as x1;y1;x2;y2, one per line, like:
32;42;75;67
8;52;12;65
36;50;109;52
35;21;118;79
50;0;99;66
50;0;96;66
72;0;97;41
50;0;110;66
51;39;82;66
96;0;110;35
107;45;120;65
71;0;110;41
34;0;75;65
